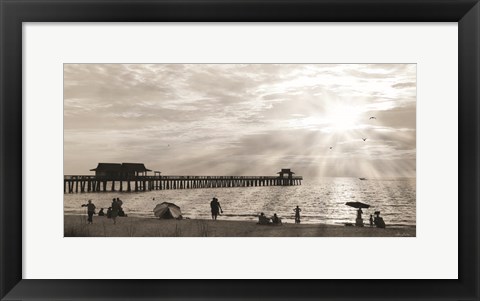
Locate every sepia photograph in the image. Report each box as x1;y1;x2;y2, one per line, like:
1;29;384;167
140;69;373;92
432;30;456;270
64;63;416;237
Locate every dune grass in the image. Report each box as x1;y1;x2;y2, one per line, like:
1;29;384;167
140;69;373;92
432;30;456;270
64;215;415;237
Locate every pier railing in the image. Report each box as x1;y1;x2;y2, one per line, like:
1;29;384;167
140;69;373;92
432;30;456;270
64;174;303;193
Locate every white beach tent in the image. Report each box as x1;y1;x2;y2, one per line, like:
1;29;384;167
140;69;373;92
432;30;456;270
153;202;183;219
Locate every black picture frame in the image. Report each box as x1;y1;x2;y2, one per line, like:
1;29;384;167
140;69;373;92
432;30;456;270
1;0;479;300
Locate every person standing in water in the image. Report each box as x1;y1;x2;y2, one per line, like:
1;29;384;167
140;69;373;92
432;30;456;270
294;205;302;224
81;200;96;224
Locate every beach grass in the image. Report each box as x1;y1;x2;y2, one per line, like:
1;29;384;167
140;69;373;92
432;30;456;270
64;215;415;237
64;215;91;237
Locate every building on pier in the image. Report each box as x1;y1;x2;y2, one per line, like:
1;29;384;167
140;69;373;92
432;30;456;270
121;163;151;177
90;162;152;179
90;163;122;178
277;168;296;186
277;168;294;179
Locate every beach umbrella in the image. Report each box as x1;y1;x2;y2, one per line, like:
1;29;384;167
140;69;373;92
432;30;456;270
153;202;183;219
345;201;370;209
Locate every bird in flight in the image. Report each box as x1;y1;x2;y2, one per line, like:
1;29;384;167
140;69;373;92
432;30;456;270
362;138;367;141
369;117;376;120
329;147;333;150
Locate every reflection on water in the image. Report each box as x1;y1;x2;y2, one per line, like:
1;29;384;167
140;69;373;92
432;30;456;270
64;177;416;226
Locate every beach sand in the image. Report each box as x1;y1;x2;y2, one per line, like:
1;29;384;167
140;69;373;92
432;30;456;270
64;215;415;237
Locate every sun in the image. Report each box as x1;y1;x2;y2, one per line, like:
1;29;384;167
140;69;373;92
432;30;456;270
286;101;365;134
322;103;363;133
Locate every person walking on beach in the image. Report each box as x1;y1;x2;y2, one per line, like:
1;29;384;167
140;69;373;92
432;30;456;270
111;198;120;224
210;197;223;220
294;205;302;224
81;200;96;224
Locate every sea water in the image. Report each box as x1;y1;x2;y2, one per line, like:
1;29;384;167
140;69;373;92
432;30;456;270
64;177;416;226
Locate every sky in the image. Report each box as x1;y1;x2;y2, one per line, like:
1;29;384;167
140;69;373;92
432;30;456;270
64;64;416;178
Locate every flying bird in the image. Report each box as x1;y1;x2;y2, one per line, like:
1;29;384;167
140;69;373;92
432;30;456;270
362;138;367;141
369;117;376;120
329;147;333;150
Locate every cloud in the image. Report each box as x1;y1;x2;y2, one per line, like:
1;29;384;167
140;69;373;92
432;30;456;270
392;82;416;89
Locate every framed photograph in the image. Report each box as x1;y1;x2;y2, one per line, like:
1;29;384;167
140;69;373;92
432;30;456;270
1;0;479;300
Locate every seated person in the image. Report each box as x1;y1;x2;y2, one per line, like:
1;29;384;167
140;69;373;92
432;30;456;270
374;211;386;228
118;208;126;217
98;208;105;216
257;212;271;225
271;213;282;225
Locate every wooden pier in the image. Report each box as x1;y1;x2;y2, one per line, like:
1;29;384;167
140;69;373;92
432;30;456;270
63;174;303;194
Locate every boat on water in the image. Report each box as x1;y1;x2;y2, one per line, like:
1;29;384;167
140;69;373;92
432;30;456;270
358;177;367;180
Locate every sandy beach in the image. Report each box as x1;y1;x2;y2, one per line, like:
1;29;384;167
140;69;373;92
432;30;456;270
64;215;415;237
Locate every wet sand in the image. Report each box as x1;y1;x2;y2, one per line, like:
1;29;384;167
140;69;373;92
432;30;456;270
64;215;415;237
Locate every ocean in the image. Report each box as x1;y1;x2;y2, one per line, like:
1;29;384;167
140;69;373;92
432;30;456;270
64;177;416;227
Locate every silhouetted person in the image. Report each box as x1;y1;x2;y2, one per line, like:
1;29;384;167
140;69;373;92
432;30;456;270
210;197;223;220
81;200;96;224
106;207;112;218
369;214;374;227
98;208;105;216
294;206;302;224
356;208;364;227
116;198;126;216
271;213;282;225
374;211;386;228
118;208;127;217
111;198;120;224
357;208;363;219
257;212;271;225
116;197;123;208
